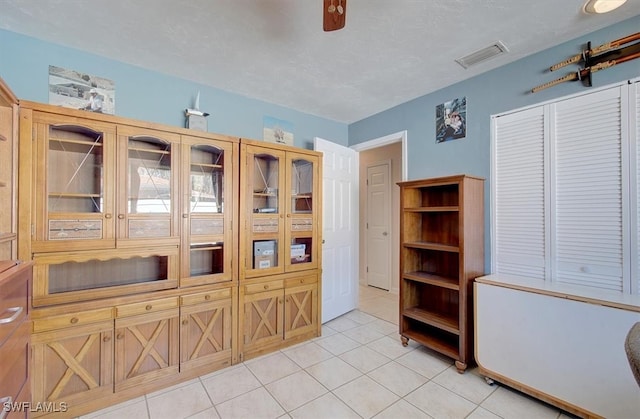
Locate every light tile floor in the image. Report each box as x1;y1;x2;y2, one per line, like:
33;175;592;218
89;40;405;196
80;285;572;419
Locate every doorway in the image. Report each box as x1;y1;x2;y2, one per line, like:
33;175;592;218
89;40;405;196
365;160;391;290
353;131;407;295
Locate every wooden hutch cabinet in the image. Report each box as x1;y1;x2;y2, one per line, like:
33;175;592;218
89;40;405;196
238;138;322;361
398;175;484;373
0;78;30;419
16;99;321;417
18;101;240;417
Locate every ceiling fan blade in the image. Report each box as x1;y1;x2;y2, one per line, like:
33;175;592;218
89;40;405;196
323;0;346;32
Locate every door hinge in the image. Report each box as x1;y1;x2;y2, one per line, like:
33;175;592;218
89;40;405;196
366;266;369;273
31;224;35;236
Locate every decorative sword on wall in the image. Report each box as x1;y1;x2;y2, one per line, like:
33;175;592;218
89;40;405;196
531;32;640;93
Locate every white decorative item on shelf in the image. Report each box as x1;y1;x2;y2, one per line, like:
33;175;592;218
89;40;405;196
186;91;209;131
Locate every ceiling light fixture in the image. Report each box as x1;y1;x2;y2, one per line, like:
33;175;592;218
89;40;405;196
583;0;627;14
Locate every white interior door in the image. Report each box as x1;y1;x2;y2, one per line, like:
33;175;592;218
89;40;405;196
366;161;391;290
314;137;359;323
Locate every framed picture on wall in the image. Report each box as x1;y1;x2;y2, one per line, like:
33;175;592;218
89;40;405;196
436;97;466;143
48;65;115;115
263;116;294;146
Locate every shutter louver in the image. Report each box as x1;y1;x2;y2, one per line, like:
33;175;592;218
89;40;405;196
494;107;546;279
553;88;624;292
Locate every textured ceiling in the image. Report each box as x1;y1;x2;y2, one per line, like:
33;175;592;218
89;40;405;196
0;0;638;123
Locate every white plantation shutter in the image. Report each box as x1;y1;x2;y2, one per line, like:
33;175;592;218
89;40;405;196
552;87;628;292
493;107;546;279
492;81;639;296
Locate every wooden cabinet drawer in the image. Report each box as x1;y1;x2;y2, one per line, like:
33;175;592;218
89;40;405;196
32;307;113;333
285;275;317;288
0;262;29;346
245;280;284;294
116;297;179;318
0;319;29;411
180;288;231;306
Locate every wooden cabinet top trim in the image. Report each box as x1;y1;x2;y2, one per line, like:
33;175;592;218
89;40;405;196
0;77;18;107
20;100;239;144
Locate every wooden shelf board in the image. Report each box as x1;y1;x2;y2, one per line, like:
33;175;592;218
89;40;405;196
0;233;17;243
404;206;459;212
49;192;101;198
190;245;223;251
129;146;170;155
292;194;312;198
191;163;223;169
403;272;459;290
50;137;102;147
402;307;460;335
403;241;459;253
401;329;459;359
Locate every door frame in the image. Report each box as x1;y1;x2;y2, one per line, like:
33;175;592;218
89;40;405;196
352;131;407;294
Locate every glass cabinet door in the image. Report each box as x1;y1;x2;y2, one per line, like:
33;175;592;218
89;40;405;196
181;137;235;287
33;113;117;252
242;145;286;277
117;127;180;245
285;154;319;272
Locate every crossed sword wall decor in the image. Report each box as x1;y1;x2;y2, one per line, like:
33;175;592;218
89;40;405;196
531;32;640;93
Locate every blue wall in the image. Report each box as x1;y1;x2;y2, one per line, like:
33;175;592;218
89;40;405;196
0;30;348;149
349;14;640;271
2;16;640;272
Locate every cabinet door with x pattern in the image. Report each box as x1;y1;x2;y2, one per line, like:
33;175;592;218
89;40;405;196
284;276;318;340
114;299;179;392
241;280;284;356
180;288;234;372
31;320;114;413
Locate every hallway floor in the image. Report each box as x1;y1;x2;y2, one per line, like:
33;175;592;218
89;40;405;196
80;285;570;419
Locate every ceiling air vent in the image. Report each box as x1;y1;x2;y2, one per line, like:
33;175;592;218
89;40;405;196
455;41;509;69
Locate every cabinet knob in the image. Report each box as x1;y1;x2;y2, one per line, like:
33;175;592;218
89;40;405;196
287;214;291;218
300;279;305;284
182;214;189;219
116;333;124;340
103;336;111;342
204;295;211;300
70;317;79;324
264;285;269;290
118;214;125;220
146;304;153;311
105;213;112;219
182;319;189;325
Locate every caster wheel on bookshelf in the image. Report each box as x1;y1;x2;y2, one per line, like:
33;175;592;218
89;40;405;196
484;377;495;385
401;336;409;347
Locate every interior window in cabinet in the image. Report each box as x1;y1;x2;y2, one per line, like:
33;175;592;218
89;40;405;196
0;99;17;259
32;246;179;307
117;126;180;247
31;113;116;253
241;145;286;278
285;154;319;272
181;136;236;287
